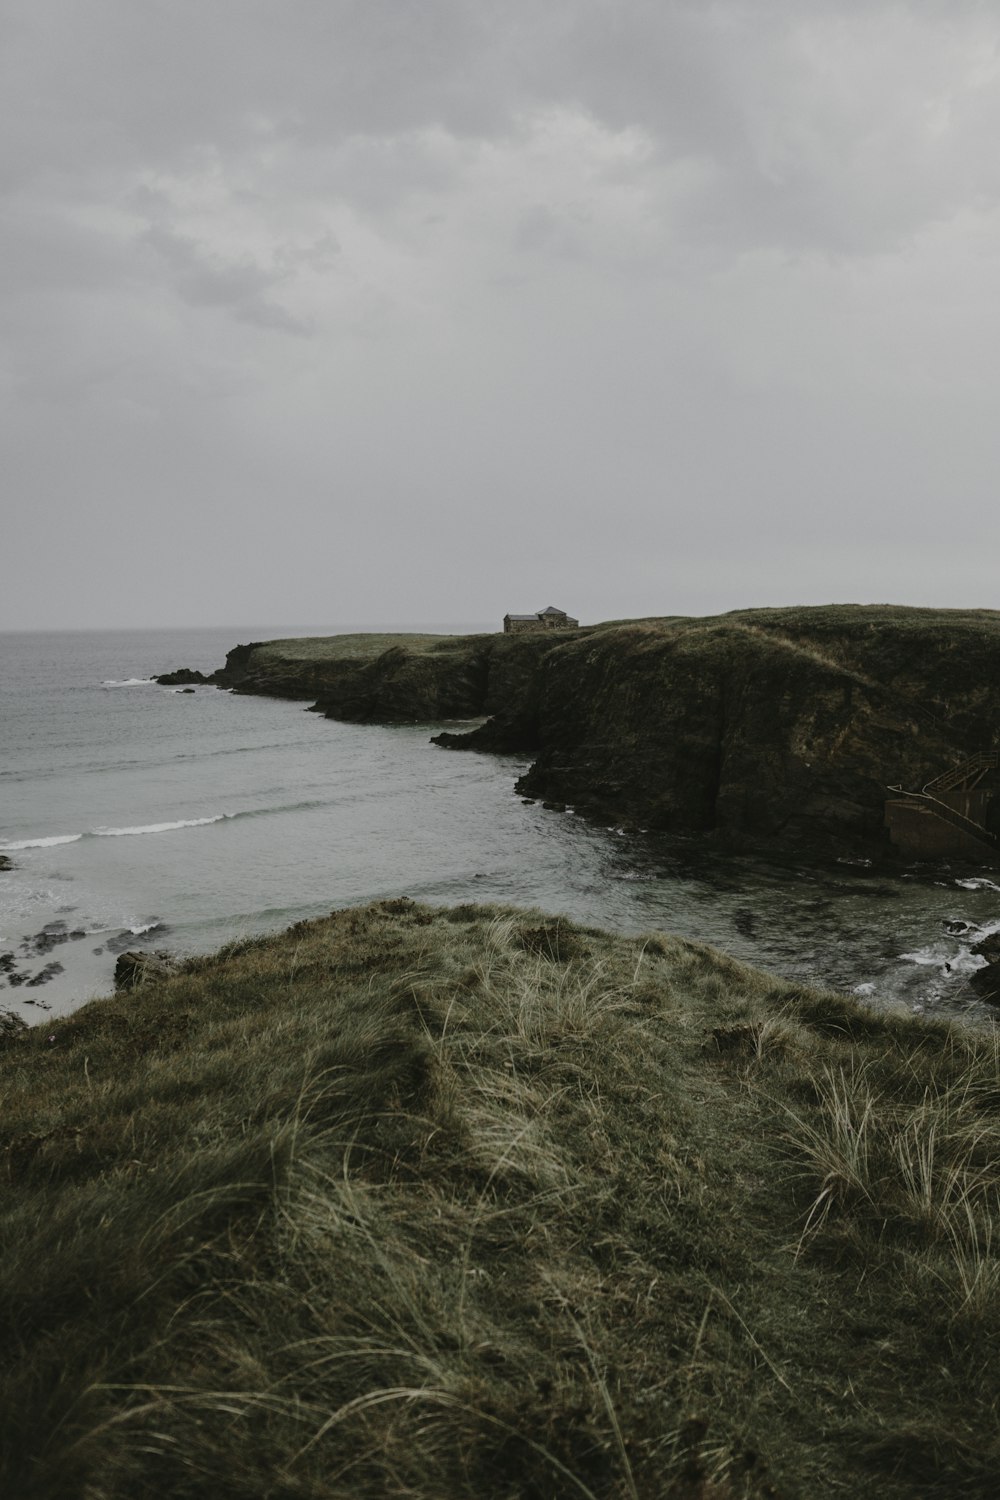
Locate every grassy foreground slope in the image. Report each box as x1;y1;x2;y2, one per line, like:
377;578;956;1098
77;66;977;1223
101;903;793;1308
4;901;997;1499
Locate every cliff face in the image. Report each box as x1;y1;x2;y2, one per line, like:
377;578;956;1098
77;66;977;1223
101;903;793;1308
176;607;1000;860
511;620;965;853
208;630;574;731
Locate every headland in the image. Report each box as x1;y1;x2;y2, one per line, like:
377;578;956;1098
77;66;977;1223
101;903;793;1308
161;604;1000;862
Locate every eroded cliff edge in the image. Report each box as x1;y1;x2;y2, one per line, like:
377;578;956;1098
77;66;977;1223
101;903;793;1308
165;606;1000;860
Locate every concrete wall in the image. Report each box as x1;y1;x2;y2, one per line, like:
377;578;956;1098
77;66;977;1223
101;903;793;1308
884;799;997;859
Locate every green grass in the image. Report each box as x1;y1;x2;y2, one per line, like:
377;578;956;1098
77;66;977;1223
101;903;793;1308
250;632;497;665
1;900;997;1497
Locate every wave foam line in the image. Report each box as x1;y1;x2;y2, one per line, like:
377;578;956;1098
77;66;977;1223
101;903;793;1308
227;799;329;820
100;678;156;688
4;801;331;851
0;833;84;850
92;817;225;837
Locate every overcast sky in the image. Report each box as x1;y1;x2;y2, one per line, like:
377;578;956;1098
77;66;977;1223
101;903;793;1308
4;0;1000;629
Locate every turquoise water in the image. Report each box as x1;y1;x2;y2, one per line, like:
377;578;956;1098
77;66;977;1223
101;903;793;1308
2;626;998;1025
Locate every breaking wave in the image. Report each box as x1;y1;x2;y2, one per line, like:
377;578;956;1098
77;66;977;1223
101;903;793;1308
92;817;226;837
0;833;84;850
3;800;332;852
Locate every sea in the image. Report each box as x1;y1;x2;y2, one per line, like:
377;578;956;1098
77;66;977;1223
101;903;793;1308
2;625;998;1027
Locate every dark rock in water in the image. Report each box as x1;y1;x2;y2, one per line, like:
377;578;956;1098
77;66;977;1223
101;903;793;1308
179;687;196;694
69;929;86;940
26;962;64;987
968;930;1000;1002
105;924;170;954
541;800;566;812
25;923;73;956
972;931;1000;964
156;668;210;686
114;950;180;991
0;854;13;872
0;953;16;974
8;973;26;986
92;947;104;956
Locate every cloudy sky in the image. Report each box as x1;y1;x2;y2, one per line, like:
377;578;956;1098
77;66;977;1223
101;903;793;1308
4;0;1000;629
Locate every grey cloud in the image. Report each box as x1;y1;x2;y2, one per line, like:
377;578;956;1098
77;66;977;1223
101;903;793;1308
141;223;311;334
5;2;996;253
4;1;1000;628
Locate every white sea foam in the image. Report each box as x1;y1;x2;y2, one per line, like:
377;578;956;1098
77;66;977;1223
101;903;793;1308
899;946;950;967
899;944;988;973
101;678;156;688
0;834;83;850
954;877;1000;892
91;817;225;837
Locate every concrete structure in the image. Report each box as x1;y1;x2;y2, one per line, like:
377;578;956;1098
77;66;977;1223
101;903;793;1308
884;753;1000;859
503;605;579;635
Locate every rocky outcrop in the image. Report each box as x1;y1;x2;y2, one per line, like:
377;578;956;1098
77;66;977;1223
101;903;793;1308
155;668;211;686
0;1008;26;1042
163;606;1000;861
200;630;571;724
969;931;1000;1004
114;950;181;991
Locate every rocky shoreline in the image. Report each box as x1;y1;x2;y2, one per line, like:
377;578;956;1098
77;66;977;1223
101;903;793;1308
159;605;1000;865
0;918;174;1011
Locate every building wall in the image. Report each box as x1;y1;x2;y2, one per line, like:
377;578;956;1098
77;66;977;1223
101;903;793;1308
504;613;578;633
884;799;997;859
936;789;993;824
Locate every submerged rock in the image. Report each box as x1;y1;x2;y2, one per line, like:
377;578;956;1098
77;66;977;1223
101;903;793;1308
105;924;170;955
26;962;64;987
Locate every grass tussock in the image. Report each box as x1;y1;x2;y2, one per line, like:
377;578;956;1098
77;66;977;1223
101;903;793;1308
1;899;997;1498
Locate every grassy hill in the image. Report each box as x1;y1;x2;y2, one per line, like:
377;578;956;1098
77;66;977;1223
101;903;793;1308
2;900;998;1497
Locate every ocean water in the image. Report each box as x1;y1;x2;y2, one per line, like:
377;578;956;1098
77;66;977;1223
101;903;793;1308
2;626;998;1026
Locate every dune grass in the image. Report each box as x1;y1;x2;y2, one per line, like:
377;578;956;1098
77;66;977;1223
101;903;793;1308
1;900;997;1498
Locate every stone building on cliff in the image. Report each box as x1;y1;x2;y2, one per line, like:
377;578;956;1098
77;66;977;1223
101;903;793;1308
503;605;579;634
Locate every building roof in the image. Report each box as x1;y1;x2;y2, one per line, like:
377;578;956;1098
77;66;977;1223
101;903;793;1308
538;605;568;616
504;613;540;622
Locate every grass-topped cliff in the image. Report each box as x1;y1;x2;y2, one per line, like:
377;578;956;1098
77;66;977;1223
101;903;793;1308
169;605;1000;859
2;900;998;1498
